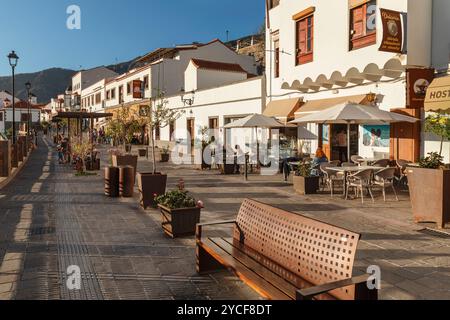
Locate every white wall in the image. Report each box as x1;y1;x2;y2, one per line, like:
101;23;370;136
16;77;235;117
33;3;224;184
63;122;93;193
431;0;450;71
159;77;264;148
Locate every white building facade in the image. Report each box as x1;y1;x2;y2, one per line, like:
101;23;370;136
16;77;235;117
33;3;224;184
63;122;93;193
266;0;450;163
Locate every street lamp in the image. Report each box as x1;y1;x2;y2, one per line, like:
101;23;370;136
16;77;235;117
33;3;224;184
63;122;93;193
25;81;32;150
181;90;195;107
7;50;19;144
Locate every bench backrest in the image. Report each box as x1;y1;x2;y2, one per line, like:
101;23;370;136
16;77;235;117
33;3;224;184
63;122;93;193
234;199;361;300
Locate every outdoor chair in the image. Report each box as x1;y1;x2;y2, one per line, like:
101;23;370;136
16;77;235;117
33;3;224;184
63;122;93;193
345;169;375;204
341;162;357;167
396;159;412;186
351;155;365;166
373;167;399;202
329;160;341;167
321;164;345;197
372;159;390;167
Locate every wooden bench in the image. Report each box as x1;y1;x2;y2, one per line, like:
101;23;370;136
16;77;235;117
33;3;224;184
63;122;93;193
196;199;378;300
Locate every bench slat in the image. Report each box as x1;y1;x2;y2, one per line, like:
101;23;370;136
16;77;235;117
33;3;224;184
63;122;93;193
199;238;291;300
211;238;301;300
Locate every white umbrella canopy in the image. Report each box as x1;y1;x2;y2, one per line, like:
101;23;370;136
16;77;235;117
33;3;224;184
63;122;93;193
224;113;288;129
290;102;419;161
290;102;419;125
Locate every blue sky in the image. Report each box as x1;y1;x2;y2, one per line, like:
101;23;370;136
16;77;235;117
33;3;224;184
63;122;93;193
0;0;265;76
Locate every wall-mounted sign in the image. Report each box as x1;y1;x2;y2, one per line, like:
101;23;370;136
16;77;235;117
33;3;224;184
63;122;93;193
132;80;143;99
406;68;435;109
379;8;403;53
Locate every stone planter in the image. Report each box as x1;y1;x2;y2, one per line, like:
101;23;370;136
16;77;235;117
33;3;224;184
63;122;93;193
137;172;167;209
293;175;320;195
158;204;201;238
408;167;450;229
112;154;138;178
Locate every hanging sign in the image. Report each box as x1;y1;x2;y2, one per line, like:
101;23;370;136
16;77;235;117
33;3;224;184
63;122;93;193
406;68;435;109
379;8;403;53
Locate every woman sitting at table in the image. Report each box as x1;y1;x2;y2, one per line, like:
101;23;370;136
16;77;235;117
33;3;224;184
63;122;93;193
311;147;329;176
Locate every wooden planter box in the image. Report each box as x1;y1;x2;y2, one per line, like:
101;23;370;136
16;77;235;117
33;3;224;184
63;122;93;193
137;172;167;209
160;154;170;163
112;155;138;178
408;167;450;229
138;149;147;157
158;204;201;238
293;175;320;195
0;141;11;177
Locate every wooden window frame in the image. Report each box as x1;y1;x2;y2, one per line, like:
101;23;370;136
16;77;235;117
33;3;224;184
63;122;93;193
294;8;315;66
143;75;149;89
349;0;377;51
274;40;280;78
169;120;175;141
127;82;132;95
111;88;116;99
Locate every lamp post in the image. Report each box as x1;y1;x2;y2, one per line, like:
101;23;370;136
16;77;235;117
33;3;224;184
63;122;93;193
25;81;32;150
7;51;19;144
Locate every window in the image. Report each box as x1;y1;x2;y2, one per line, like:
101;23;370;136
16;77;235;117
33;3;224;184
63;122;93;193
155;125;160;141
106;90;110;100
143;76;149;89
295;14;314;65
274;39;280;78
111;88;116;99
119;86;124;103
127;82;132;95
95;93;101;104
350;0;377;50
169;121;175;141
0;112;3;121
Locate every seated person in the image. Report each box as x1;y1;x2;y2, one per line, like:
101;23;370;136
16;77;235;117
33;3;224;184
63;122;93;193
311;148;329;176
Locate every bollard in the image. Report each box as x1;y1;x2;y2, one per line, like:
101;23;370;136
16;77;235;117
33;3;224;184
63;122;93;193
119;165;135;198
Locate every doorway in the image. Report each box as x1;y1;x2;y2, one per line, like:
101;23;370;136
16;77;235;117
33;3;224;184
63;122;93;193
319;124;359;162
187;118;195;152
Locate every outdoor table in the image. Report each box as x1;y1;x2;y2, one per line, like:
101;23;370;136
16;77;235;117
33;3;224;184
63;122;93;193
327;166;382;199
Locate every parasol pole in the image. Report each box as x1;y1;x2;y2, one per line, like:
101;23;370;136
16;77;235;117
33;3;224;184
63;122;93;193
347;122;351;163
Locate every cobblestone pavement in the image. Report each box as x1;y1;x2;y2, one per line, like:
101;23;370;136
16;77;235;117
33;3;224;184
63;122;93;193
1;139;450;300
0;137;260;300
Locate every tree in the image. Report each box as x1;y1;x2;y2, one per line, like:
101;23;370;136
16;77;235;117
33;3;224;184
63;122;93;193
106;106;141;148
140;91;184;174
425;113;450;156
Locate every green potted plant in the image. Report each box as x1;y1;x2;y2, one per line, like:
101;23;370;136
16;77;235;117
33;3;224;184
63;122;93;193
155;180;203;238
137;91;183;209
408;113;450;229
293;161;320;195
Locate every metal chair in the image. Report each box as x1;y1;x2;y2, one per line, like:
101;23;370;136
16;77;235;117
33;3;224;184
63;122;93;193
321;164;345;197
329;160;341;167
396;159;412;186
372;159;390;167
342;162;357;167
373;167;399;202
345;169;375;204
351;155;365;166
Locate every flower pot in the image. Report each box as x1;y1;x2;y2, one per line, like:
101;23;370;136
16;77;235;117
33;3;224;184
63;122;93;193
138;149;147;157
293;175;320;195
112;154;138;178
221;164;235;175
125;144;132;153
158;204;201;238
137;172;167;209
105;166;120;198
408;167;450;229
160;154;170;163
119;166;135;198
